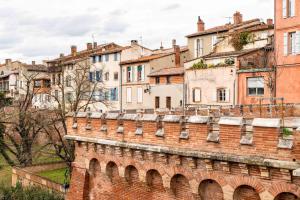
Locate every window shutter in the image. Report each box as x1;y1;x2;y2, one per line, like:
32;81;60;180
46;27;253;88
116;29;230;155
89;72;93;82
296;31;300;54
284;33;288;56
192;89;195;102
130;66;134;82
283;0;287;18
225;88;230;102
141;65;145;81
137;87;143;103
199;39;203;56
126;88;132;103
194;39;198;58
291;0;295;17
115;88;118;101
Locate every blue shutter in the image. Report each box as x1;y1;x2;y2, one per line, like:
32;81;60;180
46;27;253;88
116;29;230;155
110;88;114;101
115;88;118;101
96;71;100;82
89;72;93;82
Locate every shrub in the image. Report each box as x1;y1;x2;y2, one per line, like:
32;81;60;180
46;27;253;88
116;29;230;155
282;128;293;137
230;31;253;51
0;183;64;200
191;60;207;69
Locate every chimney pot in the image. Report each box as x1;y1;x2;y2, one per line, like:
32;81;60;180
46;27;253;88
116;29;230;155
131;40;138;46
174;45;180;67
71;45;77;56
172;39;177;47
267;19;273;26
87;43;93;50
32;61;36;65
197;16;205;32
233;11;243;25
5;59;11;65
93;42;97;49
60;53;64;58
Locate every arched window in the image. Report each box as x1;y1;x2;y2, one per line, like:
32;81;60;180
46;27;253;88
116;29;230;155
170;174;193;199
199;179;223;200
233;185;261;200
66;75;72;87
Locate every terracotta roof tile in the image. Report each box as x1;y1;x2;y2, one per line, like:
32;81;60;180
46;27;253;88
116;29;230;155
148;67;184;77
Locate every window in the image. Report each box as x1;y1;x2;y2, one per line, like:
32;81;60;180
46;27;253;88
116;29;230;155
127;67;132;82
155;77;160;84
126;87;132;103
114;72;118;81
92;56;97;63
52;74;55;85
105;72;109;81
54;90;59;99
137;87;143;103
211;35;218;49
166;76;171;84
217;88;229;102
114;53;119;61
284;31;300;55
98;55;102;62
105;54;109;62
66;92;73;102
137;65;144;81
166;97;171;109
96;70;102;82
66;76;72;87
195;39;203;57
34;80;41;88
155;97;160;109
19;81;23;89
283;0;295;18
89;72;95;82
57;74;61;85
110;88;118;101
192;88;201;102
247;77;264;96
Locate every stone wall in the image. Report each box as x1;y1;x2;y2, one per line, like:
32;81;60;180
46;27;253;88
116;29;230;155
12;162;67;193
65;112;300;200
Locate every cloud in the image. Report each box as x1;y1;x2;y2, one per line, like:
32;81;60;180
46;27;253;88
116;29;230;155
101;17;129;35
162;3;180;11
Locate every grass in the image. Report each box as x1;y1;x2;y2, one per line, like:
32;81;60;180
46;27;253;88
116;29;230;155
0;145;63;186
37;168;68;185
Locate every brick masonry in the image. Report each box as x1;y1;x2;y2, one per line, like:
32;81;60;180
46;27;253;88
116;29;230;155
65;113;300;200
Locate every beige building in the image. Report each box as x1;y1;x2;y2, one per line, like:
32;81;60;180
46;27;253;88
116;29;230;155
120;43;189;112
185;12;274;107
0;59;51;109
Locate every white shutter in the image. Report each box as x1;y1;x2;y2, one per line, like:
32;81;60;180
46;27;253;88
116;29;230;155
225;88;230;102
130;66;134;82
195;89;201;102
199;39;203;56
126;87;132;103
133;66;137;82
194;39;198;58
141;65;145;81
296;31;300;54
284;32;288;56
137;87;143;103
283;0;287;18
291;0;295;17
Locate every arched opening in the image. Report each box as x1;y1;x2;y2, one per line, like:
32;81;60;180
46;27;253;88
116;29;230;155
125;165;139;185
88;159;100;200
199;179;223;200
274;192;298;200
233;185;261;200
106;161;119;183
170;174;193;199
146;169;164;190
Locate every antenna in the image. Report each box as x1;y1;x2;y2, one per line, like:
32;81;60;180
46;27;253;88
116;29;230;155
92;34;95;43
225;17;232;24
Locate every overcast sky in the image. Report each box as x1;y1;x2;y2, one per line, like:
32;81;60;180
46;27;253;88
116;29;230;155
0;0;274;63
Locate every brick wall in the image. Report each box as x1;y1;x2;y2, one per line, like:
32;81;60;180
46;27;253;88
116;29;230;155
65;113;300;200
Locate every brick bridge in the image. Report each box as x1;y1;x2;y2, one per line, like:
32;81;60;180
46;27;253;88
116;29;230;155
65;112;300;200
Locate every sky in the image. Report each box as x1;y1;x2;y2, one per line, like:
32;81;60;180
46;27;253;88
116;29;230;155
0;0;274;63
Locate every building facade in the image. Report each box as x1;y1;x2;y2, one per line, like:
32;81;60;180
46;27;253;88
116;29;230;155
275;0;300;103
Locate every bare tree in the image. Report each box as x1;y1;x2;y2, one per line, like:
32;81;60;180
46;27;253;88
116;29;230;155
44;57;110;169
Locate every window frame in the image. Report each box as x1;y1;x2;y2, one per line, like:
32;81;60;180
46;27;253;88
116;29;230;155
247;77;265;96
217;88;227;103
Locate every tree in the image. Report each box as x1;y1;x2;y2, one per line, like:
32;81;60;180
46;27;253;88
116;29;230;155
0;73;49;167
43;56;109;170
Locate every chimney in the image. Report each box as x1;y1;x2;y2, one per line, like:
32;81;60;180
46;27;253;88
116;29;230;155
93;42;97;49
267;18;273;26
233;11;243;25
5;59;11;65
59;53;64;58
71;45;77;56
197;16;205;32
87;43;93;50
32;61;36;65
172;39;177;47
160;42;164;50
174;45;181;67
131;40;138;46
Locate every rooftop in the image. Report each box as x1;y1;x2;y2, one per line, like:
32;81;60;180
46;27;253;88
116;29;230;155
148;67;184;77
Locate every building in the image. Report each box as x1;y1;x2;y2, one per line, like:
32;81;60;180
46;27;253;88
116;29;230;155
120;41;188;112
0;59;51;109
185;12;274;107
275;0;300;103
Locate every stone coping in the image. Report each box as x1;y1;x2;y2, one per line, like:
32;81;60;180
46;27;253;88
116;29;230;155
162;115;181;123
121;114;139;120
218;117;243;126
105;112;120;120
252;118;281;128
65;135;300;170
141;114;158;122
187;116;210;124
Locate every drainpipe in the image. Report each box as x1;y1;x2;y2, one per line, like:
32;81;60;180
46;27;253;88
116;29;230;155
119;55;123;113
